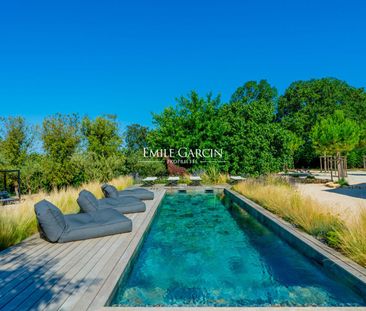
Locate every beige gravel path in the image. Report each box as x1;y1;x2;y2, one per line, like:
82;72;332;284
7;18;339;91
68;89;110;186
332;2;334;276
296;170;366;224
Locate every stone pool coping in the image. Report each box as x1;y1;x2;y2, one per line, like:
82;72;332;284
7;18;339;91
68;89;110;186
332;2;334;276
102;188;366;310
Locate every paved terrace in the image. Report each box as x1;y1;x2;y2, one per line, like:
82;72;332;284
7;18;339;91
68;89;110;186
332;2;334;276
0;189;166;311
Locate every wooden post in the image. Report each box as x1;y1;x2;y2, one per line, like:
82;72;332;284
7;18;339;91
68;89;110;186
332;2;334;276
344;156;348;177
330;157;333;181
320;156;323;172
17;170;21;200
3;172;6;192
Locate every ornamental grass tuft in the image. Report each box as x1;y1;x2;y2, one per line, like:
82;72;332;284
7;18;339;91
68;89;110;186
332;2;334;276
233;176;366;267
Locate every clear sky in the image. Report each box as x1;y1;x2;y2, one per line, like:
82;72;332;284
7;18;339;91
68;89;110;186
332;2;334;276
1;0;365;128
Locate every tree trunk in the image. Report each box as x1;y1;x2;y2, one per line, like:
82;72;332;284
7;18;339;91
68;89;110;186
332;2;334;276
336;151;344;180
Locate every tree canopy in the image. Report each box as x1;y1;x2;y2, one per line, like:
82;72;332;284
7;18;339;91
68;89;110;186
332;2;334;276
311;110;361;156
0;116;34;167
81;115;122;157
1;77;365;193
278;78;366;166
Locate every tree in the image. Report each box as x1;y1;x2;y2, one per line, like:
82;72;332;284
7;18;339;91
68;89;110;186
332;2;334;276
311;110;361;178
0;116;34;167
125;124;149;154
148;82;296;175
278;78;366;167
42;113;81;188
220;80;295;174
148;91;226;170
81;115;122;157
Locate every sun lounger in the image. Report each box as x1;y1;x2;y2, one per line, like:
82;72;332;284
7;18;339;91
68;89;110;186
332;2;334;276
77;190;146;214
142;176;157;186
102;184;154;200
0;191;19;205
167;176;180;186
190;176;202;186
230;175;246;183
34;199;132;243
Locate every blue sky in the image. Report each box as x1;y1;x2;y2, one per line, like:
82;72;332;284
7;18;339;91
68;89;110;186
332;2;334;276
1;0;365;128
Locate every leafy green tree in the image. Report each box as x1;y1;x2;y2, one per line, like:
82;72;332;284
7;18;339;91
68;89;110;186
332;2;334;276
311;110;361;178
148;82;296;175
148;91;226;170
81;115;122;157
42;113;81;188
125;124;149;153
0;116;34;167
220;80;295;174
278;78;366;167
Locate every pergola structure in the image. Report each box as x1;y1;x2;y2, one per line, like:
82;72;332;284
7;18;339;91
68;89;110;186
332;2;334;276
0;169;21;205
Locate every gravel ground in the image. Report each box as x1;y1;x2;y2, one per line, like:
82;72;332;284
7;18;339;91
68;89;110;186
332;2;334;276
296;170;366;224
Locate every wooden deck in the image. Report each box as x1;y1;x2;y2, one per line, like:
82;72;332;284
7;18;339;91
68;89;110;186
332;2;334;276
0;189;166;311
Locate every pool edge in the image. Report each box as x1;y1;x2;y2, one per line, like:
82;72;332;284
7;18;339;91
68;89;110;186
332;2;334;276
86;189;167;310
224;188;366;299
96;188;366;310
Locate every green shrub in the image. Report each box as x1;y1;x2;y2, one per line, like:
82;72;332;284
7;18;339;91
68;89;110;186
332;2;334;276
337;178;349;187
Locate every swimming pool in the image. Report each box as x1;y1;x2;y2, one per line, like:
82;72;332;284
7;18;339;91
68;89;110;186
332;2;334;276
109;191;366;307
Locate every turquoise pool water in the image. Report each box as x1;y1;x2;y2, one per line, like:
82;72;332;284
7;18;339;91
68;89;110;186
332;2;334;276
110;192;366;307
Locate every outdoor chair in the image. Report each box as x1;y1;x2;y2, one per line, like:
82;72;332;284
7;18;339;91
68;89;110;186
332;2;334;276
229;175;246;184
77;189;146;214
34;200;132;243
167;176;180;186
0;190;19;205
142;177;158;186
190;176;202;186
102;184;154;200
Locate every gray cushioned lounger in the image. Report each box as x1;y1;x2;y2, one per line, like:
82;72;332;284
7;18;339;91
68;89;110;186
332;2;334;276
77;189;146;214
34;200;132;243
102;184;154;200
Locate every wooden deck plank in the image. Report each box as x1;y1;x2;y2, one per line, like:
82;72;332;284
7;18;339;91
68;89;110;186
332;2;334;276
0;235;42;258
55;225;137;310
0;240;85;310
0;189;165;311
47;214;139;310
0;239;50;271
37;235;118;310
0;242;73;298
63;212;148;309
25;237;110;311
0;242;53;281
0;236;44;262
87;189;166;310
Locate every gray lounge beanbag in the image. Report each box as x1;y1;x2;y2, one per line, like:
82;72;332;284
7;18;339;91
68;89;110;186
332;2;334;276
34;199;132;243
102;184;154;200
77;190;146;214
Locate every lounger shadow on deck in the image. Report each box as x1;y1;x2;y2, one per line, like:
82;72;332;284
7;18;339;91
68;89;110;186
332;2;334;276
0;247;101;310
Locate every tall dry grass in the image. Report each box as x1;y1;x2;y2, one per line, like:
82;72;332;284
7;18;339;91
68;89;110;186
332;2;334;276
336;208;366;266
0;176;133;250
233;176;366;267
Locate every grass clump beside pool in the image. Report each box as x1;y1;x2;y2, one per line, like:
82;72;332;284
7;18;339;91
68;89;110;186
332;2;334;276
0;175;133;251
337;209;366;267
233;176;366;267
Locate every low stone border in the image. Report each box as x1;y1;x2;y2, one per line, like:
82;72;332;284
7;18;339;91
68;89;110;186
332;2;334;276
224;189;366;299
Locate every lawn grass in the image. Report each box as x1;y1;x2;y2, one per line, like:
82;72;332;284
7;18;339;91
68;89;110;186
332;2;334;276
0;176;133;250
233;176;366;267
